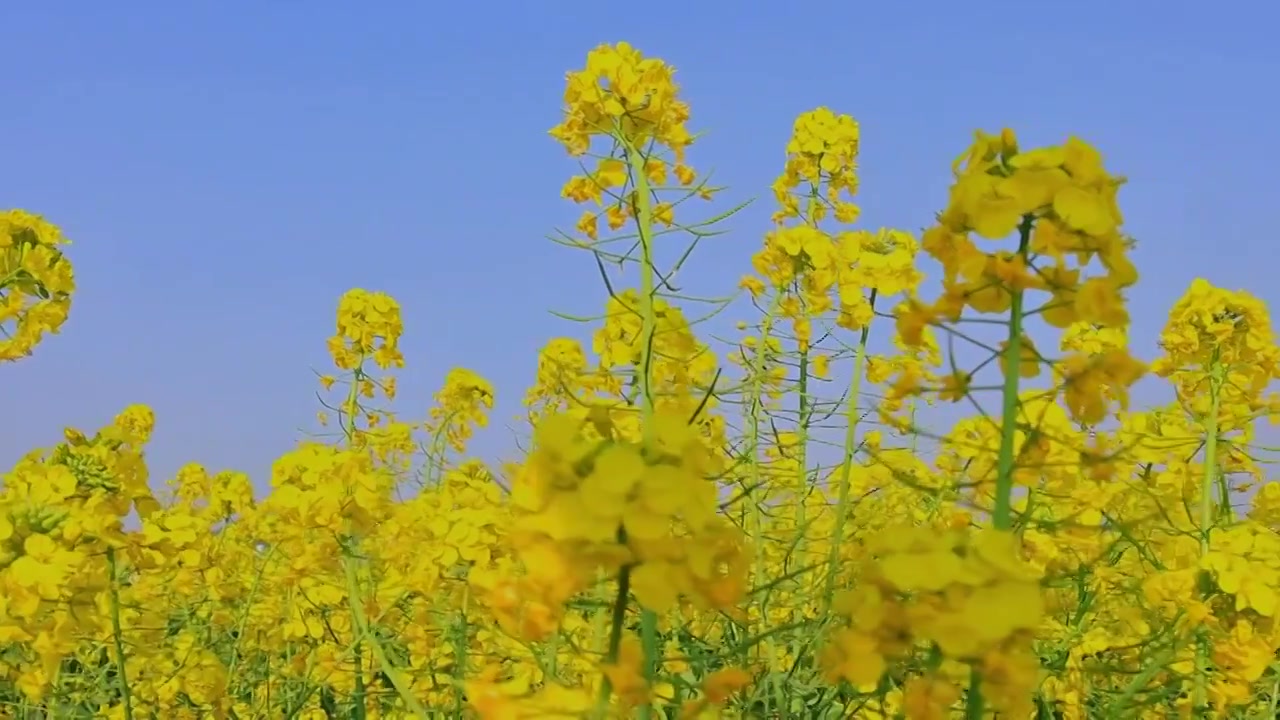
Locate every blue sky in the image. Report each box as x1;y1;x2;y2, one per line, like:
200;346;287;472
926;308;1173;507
4;1;1278;490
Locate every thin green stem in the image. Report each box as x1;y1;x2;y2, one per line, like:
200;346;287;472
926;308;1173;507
823;290;877;609
742;292;783;688
1199;357;1224;552
596;554;634;716
452;584;471;717
908;397;918;454
106;547;136;720
991;219;1032;531
341;546;430;718
968;218;1032;718
225;544;278;693
1194;352;1224;716
964;666;985;720
795;340;811;550
622;136;661;719
607;563;633;663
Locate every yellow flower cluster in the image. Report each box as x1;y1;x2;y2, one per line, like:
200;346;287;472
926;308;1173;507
0;406;156;699
0;209;75;362
551;42;691;159
429;368;495;452
328;287;405;371
512;410;748;614
1152;278;1280;432
921;129;1135;325
772;107;861;224
825;528;1043;715
554;44;708;248
7;41;1280;720
748;109;923;362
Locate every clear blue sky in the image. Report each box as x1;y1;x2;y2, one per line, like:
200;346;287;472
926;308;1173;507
4;2;1278;490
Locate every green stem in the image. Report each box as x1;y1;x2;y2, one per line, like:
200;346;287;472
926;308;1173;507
967;218;1032;719
796;340;811;549
1199;357;1223;551
106;547;135;720
341;544;430;718
1194;352;1224;716
745;295;782;523
596;557;634;715
964;667;985;720
225;544;278;694
742;292;783;687
1105;647;1179;718
823;290;877;609
991;220;1032;531
452;584;471;717
606;563;633;663
622;137;661;718
621;142;659;435
908;397;918;454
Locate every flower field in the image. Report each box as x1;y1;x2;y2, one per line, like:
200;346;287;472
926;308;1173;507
5;41;1280;719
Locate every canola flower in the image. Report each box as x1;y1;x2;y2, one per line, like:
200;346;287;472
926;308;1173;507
2;42;1280;720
